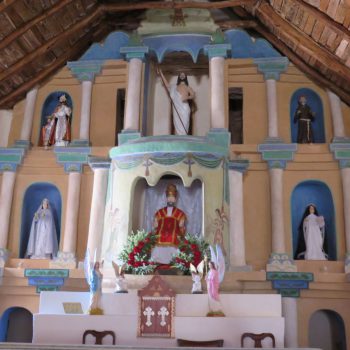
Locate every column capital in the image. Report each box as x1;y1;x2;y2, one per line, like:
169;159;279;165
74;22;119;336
67;60;104;82
254;57;289;80
258;142;297;169
88;156;111;170
120;46;149;61
54;146;91;173
204;43;231;59
266;270;313;297
228;159;249;173
0;147;26;172
330;142;350;168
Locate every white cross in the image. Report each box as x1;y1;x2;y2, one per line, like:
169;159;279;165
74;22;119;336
143;306;155;327
157;306;169;327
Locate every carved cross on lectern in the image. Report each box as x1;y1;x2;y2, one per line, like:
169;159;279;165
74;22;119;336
138;275;175;338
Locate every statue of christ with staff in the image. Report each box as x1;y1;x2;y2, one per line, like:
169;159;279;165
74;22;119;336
157;67;195;135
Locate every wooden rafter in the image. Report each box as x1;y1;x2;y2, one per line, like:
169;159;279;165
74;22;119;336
249;1;350;89
0;0;75;51
255;24;350;105
101;0;253;12
0;0;16;12
0;5;103;83
0;22;110;109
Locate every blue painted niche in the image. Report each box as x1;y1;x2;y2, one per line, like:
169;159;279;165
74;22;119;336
291;180;336;260
0;307;32;342
19;183;62;258
290;88;325;143
39;91;73;145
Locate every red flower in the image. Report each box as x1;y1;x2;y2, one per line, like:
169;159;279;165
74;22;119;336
134;247;141;254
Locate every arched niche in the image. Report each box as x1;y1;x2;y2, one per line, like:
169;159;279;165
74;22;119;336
0;307;33;342
132;174;203;236
290;88;325;143
309;309;346;350
19;182;62;258
291;180;336;260
38;91;73;145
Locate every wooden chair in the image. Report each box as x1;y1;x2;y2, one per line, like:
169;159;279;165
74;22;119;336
82;330;116;345
177;338;224;347
241;332;276;348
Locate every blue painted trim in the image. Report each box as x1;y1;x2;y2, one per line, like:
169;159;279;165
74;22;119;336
0;147;26;172
258;143;297;152
254;57;289;80
143;34;211;63
67;60;104;82
228;159;249;173
88;156;111;169
120;46;149;61
204;43;231;59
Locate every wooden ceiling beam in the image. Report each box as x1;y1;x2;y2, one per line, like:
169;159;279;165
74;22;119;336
0;0;16;12
255;24;350;105
0;6;103;83
0;0;75;51
216;19;257;29
0;24;108;109
101;0;253;12
249;1;350;89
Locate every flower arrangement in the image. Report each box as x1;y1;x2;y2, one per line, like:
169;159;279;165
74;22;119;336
119;230;158;275
171;233;210;275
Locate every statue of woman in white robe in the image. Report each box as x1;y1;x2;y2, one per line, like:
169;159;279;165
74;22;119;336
295;204;328;260
26;198;59;259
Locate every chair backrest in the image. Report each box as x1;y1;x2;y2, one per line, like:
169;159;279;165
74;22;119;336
177;338;224;347
82;330;116;345
241;332;276;348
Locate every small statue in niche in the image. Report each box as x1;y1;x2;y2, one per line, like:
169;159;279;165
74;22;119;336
206;245;225;317
293;95;315;144
190;261;205;294
84;251;104;315
157;67;195;135
25;198;58;259
40;94;72;147
112;261;128;293
294;204;328;260
151;184;187;265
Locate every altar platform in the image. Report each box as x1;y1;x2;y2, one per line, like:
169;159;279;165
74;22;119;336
33;291;285;348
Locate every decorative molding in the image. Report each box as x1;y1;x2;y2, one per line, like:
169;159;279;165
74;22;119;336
50;251;77;269
267;271;313;298
228;159;249;173
13;139;32;150
254;57;289;80
88;156;111;170
258;143;297;169
204;43;231;59
266;253;297;272
0;147;26;172
120;45;149;61
54;146;91;173
0;248;10;277
24;268;69;293
330;142;350;168
67;60;104;82
118;130;141;145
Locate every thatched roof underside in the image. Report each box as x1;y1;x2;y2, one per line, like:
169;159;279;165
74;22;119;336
0;0;350;108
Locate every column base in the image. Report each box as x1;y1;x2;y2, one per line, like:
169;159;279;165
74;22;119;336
266;253;297;272
13;139;32;150
332;136;350;143
50;251;76;269
262;137;284;144
0;248;10;277
70;139;91;147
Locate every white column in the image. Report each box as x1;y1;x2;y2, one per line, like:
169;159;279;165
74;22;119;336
282;297;298;347
124;58;142;131
269;168;286;253
229;169;246;266
210;56;226;129
87;168;109;260
79;80;93;140
20;87;38;141
62;172;82;254
341;168;350;252
0;171;16;248
266;79;278;138
327;90;346;138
